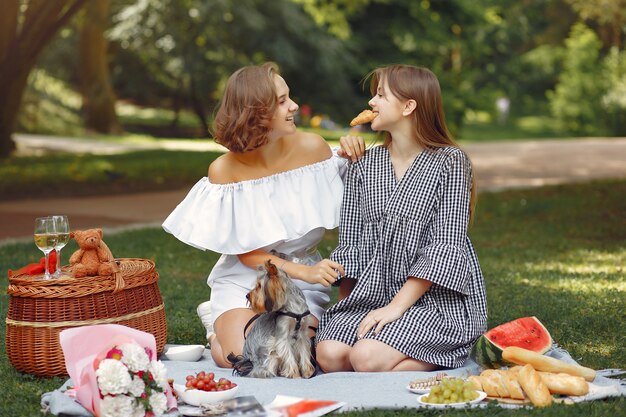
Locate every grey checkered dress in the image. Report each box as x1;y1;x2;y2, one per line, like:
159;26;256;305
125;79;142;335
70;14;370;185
316;145;488;368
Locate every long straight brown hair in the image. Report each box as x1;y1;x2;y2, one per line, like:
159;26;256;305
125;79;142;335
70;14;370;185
367;65;477;223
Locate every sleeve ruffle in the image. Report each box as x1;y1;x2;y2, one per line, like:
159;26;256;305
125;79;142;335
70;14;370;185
330;246;361;280
162;158;344;254
408;242;470;295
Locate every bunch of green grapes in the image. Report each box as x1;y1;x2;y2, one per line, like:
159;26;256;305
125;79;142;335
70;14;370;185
422;377;478;404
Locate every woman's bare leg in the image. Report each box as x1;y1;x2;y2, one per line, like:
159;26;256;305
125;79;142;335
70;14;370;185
210;308;257;368
316;340;353;372
350;339;438;372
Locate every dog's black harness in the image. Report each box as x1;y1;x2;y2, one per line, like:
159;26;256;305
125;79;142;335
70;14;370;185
240;309;320;378
276;309;310;332
243;309;311;338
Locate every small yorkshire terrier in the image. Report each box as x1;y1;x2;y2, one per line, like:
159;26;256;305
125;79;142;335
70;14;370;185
227;260;315;378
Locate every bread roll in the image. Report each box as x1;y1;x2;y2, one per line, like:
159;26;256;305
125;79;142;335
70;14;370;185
517;364;553;407
538;372;589;396
480;370;510;397
501;370;526;400
478;370;501;397
502;346;596;381
467;375;483;391
350;110;377;126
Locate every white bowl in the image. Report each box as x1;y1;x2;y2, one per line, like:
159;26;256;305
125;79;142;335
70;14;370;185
164;345;205;361
173;383;239;406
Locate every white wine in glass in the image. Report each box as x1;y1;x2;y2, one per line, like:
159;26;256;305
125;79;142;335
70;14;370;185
34;217;57;280
51;215;70;278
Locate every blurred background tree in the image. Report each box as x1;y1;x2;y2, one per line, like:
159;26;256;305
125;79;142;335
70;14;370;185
80;0;122;134
1;0;625;158
0;0;87;158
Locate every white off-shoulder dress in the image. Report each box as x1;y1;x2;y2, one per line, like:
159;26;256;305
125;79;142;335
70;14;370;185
162;153;347;323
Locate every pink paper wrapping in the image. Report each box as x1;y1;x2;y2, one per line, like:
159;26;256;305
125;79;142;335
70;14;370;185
60;324;177;416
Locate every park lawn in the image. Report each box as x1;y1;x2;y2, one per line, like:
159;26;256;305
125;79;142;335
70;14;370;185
0;149;221;201
0;180;624;416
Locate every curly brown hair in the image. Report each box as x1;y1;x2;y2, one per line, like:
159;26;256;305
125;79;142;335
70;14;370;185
212;63;279;152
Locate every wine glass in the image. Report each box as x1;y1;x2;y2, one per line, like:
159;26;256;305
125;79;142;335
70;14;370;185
50;215;70;278
34;217;57;280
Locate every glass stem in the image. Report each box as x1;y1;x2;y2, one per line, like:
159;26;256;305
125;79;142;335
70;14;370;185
56;249;61;274
44;251;51;279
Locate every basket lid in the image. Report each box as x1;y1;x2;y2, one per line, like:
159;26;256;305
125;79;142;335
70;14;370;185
7;258;158;298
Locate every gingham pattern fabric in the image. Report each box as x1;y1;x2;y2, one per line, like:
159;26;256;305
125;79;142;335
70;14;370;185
316;145;488;368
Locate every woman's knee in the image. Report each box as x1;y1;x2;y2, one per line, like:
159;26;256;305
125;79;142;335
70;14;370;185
315;341;351;372
349;342;391;372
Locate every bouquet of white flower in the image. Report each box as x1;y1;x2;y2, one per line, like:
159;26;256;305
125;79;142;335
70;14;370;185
60;324;177;417
95;343;169;417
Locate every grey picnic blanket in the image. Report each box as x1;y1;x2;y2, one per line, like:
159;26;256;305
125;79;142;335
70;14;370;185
42;345;625;415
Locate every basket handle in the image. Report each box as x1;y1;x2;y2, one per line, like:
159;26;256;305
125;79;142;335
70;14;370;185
111;261;126;293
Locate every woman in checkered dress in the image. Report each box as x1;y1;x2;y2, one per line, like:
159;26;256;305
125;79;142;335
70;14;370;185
315;65;487;372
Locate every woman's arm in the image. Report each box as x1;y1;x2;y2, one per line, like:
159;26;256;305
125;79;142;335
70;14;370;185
238;250;343;287
330;160;365;286
356;277;432;337
407;150;473;294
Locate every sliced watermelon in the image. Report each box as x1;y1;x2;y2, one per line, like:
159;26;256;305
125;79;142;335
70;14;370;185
470;316;552;369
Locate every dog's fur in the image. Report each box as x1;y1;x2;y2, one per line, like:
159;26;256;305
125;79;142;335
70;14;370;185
227;260;315;378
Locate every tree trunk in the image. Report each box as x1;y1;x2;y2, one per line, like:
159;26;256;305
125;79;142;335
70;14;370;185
0;72;30;156
0;0;87;158
79;0;121;134
189;77;210;137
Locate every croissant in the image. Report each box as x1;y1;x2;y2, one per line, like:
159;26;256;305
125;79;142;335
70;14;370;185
350;110;377;126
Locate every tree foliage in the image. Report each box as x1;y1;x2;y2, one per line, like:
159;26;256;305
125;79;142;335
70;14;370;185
8;0;626;150
548;23;605;135
107;0;359;132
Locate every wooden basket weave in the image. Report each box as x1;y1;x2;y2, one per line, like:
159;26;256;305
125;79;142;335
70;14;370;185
6;258;167;377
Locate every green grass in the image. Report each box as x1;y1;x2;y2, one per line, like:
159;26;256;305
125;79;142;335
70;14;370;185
1;180;624;415
1;149;221;201
458;111;570;142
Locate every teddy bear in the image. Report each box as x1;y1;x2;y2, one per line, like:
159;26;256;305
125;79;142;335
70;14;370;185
69;228;119;277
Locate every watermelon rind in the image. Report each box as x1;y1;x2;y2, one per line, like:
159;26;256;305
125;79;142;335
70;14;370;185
470;316;552;369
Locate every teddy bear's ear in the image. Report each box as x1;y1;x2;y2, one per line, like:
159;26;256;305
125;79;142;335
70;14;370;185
70;230;79;239
96;228;103;238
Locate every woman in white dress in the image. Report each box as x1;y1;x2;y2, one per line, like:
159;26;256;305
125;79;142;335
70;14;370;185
163;63;362;367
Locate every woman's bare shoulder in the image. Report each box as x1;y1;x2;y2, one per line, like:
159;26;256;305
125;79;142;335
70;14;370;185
287;131;332;162
208;153;238;184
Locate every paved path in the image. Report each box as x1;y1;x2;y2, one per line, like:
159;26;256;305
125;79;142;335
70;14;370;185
1;134;625;244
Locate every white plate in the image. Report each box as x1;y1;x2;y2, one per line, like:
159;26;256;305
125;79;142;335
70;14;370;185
406;385;431;394
417;391;487;408
164;345;205;361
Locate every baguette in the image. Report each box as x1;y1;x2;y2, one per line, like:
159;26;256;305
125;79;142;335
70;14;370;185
479;369;506;397
502;346;596;381
501;370;526;400
350;110;377;126
538;372;589;396
467;375;483;391
478;369;526;400
517;364;553;407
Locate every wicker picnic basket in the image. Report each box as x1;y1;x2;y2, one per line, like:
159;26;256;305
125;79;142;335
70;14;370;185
5;258;167;377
